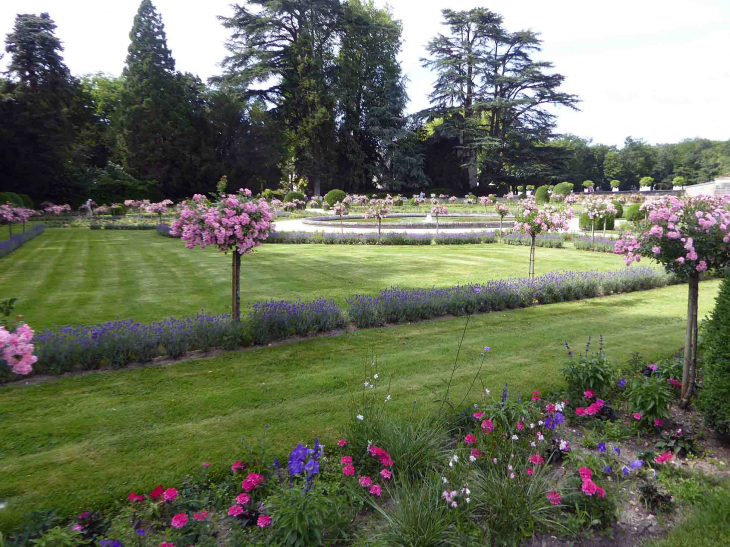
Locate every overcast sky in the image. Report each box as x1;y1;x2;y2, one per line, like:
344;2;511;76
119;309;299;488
2;0;729;147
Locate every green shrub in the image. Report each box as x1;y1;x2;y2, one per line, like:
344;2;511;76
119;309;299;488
534;185;550;204
19;194;34;209
578;213;615;231
262;189;285;201
284;190;306;203
553;182;574;196
612;201;623;219
0;192;24;206
324;189;346;207
699;276;730;437
627;375;673;424
625;203;642;222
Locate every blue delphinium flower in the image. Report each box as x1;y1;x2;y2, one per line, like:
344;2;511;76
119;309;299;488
136;530;146;536
517;393;521;404
288;444;308;475
622;466;630;476
544;416;555;430
618;379;627;388
603;464;612;474
630;460;643;469
554;412;564;426
501;383;508;404
564;340;573;358
614;446;621;456
597;442;607;453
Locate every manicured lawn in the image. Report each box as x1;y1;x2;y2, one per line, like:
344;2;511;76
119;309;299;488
0;228;635;329
0;279;721;531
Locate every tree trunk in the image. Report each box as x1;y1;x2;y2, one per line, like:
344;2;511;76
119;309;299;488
436;214;439;234
378;218;381;241
681;273;700;402
591;220;595;243
468;163;478;189
529;236;536;279
232;251;241;322
340;215;343;234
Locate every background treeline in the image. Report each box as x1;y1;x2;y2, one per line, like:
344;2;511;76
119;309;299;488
1;2;729;206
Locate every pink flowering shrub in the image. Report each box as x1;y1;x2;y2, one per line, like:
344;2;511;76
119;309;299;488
1;322;37;375
512;197;573;277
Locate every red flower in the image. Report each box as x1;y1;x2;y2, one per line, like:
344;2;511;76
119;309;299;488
464;434;476;445
529;454;544;466
655;452;674;464
149;486;164;500
547;491;561;506
575;407;585;416
242;473;265;492
231;461;246;473
127;492;145;502
545;404;555;413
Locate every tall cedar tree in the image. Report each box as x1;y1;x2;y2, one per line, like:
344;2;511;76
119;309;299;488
421;8;579;190
0;13;92;202
119;0;192;197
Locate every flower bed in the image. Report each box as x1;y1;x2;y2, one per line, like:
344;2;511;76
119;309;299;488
572;236;617;253
266;231;497;245
0;224;46;258
501;233;564;248
347;268;677;328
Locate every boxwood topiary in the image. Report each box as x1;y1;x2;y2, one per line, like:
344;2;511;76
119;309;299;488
0;192;24;206
625;203;642;222
19;194;34;209
284;190;306;203
579;213;615;231
535;185;550;204
612;201;623;219
262;189;285;201
324;189;346;207
552;182;574;196
699;276;730;438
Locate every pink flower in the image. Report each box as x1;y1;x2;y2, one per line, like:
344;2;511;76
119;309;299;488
584;403;601;416
337;439;347;447
667;378;683;387
242;473;265;492
596;398;605;408
257;514;272;528
369;484;382;497
517;421;525;431
236;493;250;504
575;407;585;416
481;419;494;433
231;461;245;473
581;479;599;496
228;505;243;517
654;418;663;427
584;389;595;399
531;390;542;401
633;413;643;421
473;412;484;419
579;466;592;480
471;448;483;459
655;452;674;464
380;469;392;480
72;524;83;531
359;476;373;487
547;491;561;506
464;434;476;445
192;511;208;521
161;543;175;547
341;456;353;465
526;468;534;476
343;465;355;476
163;488;178;502
202;462;210;467
171;513;188;528
546;404;555;413
529;455;545;465
652;246;661;255
649;363;658;370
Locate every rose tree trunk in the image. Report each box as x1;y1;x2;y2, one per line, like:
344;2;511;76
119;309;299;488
681;273;700;402
232;251;241;322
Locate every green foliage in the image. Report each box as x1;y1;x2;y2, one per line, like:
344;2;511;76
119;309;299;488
284;191;306;203
655;430;698;456
625;203;642;222
627;375;673;423
640;176;655;187
268;483;351;547
610;179;621;188
371;417;446;481
639;483;674;513
673;176;687;187
28;527;82;547
612;201;623;219
561;475;617;531
561;342;615;400
582;180;594;188
323;189;346;207
0;192;24;206
18;195;33;208
553;182;574;195
579;213;615;231
261;189;284;201
699;276;730;437
534;185;550;204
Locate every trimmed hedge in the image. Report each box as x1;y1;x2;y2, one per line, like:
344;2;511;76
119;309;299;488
625;203;642;222
284;191;306;203
0;224;46;258
612;201;624;219
324;189;346;206
19;194;34;209
535;185;550;204
267;231;497;245
0;192;24;206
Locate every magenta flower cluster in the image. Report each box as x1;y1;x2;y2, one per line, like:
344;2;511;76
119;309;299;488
0;323;37;375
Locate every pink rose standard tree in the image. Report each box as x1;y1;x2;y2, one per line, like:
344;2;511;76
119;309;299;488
512;197;573;278
614;194;730;402
170;176;274;321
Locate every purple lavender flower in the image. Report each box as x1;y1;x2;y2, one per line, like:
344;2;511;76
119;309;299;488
630;460;643;469
597;442;607;453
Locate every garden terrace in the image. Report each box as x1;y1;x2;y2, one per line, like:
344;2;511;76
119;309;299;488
0;279;722;531
301;213;515;230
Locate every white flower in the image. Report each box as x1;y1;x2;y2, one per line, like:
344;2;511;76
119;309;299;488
509;473;515;479
511;435;518;441
453;454;459;462
450;501;457;508
374;374;379;380
466;497;471;503
485;388;490;394
529;423;535;429
356;414;364;421
555;402;564;412
538;434;545;441
538;420;544;426
463;488;471;495
559;440;569;450
442;477;449;484
530;442;536;447
385;395;391;402
364;381;370;387
469;455;477;463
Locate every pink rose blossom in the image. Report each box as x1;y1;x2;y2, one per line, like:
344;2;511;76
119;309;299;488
171;513;188;528
228;505;243;517
369;484;382;497
257;514;272;528
343;465;355;476
359;476;373;487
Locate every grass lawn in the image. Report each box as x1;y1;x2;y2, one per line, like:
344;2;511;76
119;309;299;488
0;228;635;329
0;279;721;531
